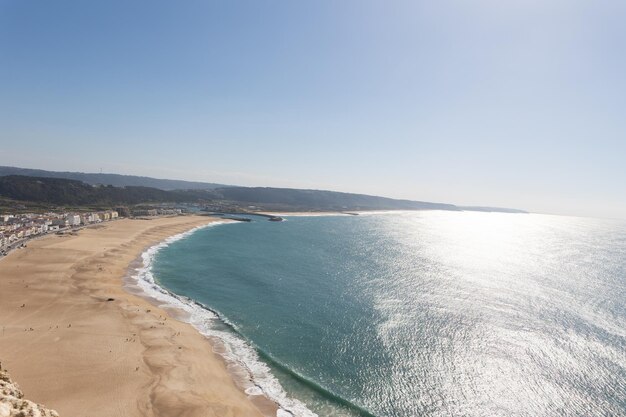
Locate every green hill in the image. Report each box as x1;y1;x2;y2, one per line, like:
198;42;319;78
0;175;198;206
0;175;527;213
0;166;227;190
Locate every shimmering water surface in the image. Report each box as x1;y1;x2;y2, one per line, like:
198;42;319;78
151;212;626;416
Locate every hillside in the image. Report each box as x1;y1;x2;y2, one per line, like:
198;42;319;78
0;175;527;213
0;175;202;206
0;166;227;190
0;176;457;211
210;187;459;211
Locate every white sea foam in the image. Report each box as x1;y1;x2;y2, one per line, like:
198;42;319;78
128;221;317;417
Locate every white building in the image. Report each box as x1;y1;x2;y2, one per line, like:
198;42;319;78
66;214;81;227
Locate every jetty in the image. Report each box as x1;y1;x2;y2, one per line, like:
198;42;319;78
202;210;284;222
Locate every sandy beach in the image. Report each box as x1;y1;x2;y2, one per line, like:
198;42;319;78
0;216;272;417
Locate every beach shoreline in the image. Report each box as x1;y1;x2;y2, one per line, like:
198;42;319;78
123;221;293;417
0;215;273;417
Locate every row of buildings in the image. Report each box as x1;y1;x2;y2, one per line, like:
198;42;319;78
0;210;119;252
132;208;183;216
0;204;189;253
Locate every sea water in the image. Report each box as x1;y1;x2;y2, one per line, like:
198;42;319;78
141;211;626;416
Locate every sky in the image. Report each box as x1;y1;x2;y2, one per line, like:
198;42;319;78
1;0;625;219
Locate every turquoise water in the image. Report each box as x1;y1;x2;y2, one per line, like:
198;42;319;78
150;212;626;416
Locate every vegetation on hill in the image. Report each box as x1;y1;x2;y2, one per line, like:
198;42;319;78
0;175;198;206
211;187;459;211
0;175;527;213
0;166;226;190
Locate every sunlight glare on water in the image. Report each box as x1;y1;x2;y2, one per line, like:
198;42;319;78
153;212;626;416
365;212;626;416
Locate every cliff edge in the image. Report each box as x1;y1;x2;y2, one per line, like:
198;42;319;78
0;363;59;417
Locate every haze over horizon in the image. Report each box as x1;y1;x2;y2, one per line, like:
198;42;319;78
1;1;625;219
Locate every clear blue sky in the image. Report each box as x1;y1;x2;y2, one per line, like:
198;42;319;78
1;0;625;219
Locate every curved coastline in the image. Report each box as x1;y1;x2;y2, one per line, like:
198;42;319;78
125;220;318;417
0;216;270;417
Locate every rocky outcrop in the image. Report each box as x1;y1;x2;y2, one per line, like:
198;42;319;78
0;363;59;417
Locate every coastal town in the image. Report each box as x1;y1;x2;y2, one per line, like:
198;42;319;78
0;207;183;256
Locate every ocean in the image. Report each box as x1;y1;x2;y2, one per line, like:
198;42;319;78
134;211;626;417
